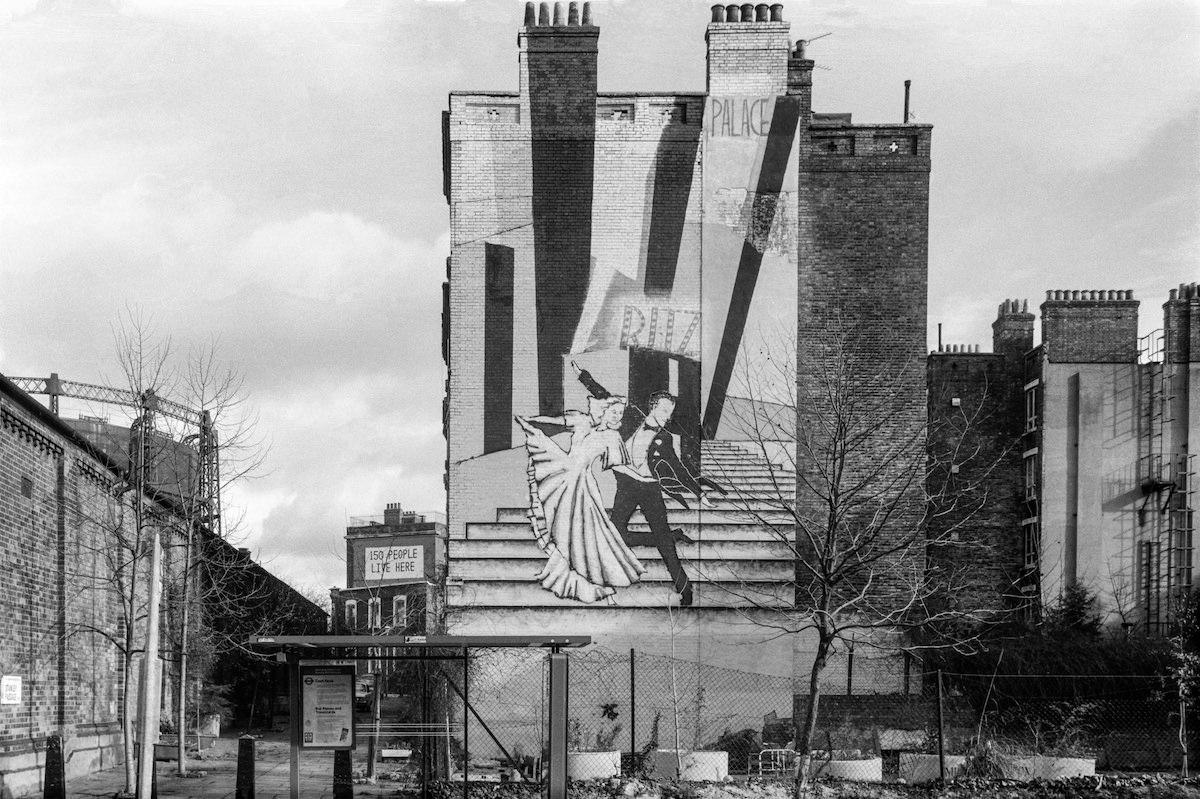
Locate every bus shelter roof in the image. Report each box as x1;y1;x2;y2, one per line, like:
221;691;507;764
247;634;591;650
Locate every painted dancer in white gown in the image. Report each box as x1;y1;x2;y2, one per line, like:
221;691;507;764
515;396;646;603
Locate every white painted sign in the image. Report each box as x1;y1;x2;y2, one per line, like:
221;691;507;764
1;676;21;705
364;545;424;581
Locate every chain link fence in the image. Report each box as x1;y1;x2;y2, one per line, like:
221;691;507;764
357;648;1191;781
940;672;1186;771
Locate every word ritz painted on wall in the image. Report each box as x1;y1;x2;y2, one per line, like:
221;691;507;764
620;305;701;359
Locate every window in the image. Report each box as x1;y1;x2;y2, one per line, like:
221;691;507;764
344;600;358;631
1024;382;1040;433
1021;517;1040;570
392;595;408;629
367;597;382;631
1023;449;1039;501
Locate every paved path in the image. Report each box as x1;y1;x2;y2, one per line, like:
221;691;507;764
65;739;417;799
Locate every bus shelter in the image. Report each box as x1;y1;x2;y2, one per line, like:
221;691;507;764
248;634;591;799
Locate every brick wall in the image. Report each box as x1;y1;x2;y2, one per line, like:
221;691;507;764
927;352;1026;615
0;386;138;795
705;19;791;96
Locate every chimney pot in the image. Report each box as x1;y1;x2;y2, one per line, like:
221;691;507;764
1022;299;1028;312
568;1;579;24
726;4;740;21
553;2;563;25
712;4;725;21
524;1;536;26
539;2;550;25
582;1;592;24
741;3;755;22
1171;288;1179;300
755;3;769;21
770;3;784;21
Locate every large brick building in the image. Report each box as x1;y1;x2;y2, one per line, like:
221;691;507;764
441;0;932;703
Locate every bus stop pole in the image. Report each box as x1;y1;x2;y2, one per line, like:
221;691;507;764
548;651;568;799
462;647;469;799
287;652;300;799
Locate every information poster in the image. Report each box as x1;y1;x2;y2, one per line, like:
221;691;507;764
299;663;355;749
1;676;20;705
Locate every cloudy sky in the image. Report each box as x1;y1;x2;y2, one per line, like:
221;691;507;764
1;0;1196;598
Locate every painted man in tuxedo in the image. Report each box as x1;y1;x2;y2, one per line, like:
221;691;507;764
610;391;697;605
572;363;725;607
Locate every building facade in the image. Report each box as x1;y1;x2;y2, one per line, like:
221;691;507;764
930;283;1200;630
329;503;447;636
1027;286;1199;630
442;0;931;695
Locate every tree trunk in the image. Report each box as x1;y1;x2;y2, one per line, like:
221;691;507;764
122;650;137;795
794;630;832;799
175;525;194;774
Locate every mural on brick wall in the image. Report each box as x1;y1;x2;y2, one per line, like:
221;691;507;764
502;94;798;608
450;75;800;610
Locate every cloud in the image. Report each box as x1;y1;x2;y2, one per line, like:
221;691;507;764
227;212;402;301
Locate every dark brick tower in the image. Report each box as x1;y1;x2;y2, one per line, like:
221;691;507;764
793;51;933;608
520;1;599;414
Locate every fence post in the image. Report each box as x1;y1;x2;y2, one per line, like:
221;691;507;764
235;735;256;799
629;648;636;761
548;652;568;799
936;669;946;782
846;642;854;696
1182;692;1190;778
43;734;65;799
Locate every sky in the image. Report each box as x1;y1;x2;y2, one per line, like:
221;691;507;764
1;0;1197;599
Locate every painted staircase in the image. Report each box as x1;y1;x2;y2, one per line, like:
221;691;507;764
447;440;798;609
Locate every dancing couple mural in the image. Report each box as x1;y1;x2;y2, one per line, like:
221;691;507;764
515;363;725;606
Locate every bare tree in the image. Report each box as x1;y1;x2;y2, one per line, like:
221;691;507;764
59;310;274;789
711;322;1006;793
153;337;267;772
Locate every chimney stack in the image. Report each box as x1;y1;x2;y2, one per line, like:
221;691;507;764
1041;289;1139;364
706;2;791;96
992;297;1035;362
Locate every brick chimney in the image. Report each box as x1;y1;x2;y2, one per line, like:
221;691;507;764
1163;282;1200;364
519;2;598;414
706;3;791;96
384;502;403;526
1041;290;1139;363
992;298;1035;362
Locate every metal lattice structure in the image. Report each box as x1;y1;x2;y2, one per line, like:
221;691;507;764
10;372;222;538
